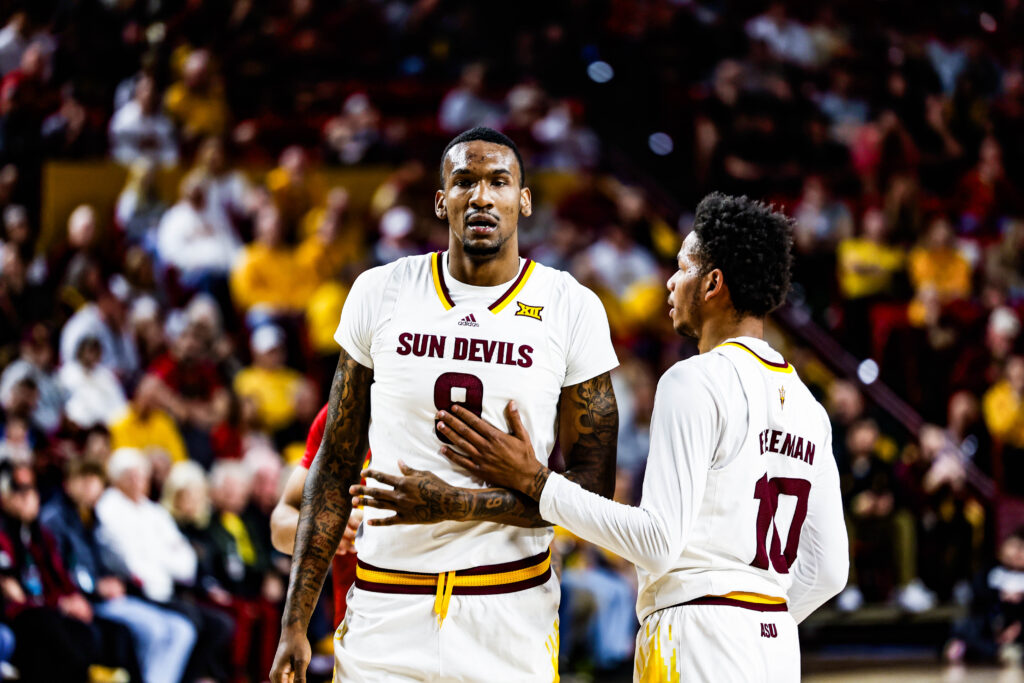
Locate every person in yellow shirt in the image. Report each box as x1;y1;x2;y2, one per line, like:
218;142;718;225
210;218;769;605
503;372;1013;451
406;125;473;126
836;206;906;300
265;146;325;238
233;325;310;436
983;355;1024;450
295;187;363;286
163;49;228;144
230;204;312;317
836;207;906;357
907;214;972;326
110;374;189;466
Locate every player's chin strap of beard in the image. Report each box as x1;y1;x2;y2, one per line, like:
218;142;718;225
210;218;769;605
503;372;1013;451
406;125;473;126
434;571;457;627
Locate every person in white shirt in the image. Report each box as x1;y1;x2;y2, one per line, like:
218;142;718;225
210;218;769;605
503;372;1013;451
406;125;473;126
58;336;127;429
271;127;619;683
433;193;849;682
156;174;239;285
96;448;197;603
108;73;178;168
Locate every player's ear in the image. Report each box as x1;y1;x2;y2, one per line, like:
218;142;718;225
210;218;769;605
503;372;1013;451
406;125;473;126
435;190;447;220
705;268;725;301
519;187;532;218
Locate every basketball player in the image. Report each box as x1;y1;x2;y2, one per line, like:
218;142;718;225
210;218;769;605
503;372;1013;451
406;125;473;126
269;402;362;627
270;127;619;683
429;193;849;681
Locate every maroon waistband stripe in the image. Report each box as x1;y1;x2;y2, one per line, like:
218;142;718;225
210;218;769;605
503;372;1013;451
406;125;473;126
355;550;550;577
671;596;789;613
354;568;551;597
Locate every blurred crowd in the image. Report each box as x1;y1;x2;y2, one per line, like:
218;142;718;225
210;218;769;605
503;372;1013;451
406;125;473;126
0;0;1023;679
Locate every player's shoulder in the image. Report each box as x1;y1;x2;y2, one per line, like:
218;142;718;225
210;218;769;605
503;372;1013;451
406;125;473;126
660;353;734;397
351;254;427;290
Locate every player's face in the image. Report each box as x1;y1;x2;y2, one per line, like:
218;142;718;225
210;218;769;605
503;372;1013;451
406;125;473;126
667;232;704;338
437;141;531;259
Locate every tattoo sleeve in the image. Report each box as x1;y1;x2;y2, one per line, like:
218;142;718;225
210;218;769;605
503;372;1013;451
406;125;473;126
462;371;618;526
281;350;372;631
559;371;619;497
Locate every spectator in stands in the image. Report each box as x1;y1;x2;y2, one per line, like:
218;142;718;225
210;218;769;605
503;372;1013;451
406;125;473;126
0;322;63;434
439;62;503;134
295;187;361;285
160;459;235;681
109;72;178;168
233;325;309;438
58;336;126;430
157;175;239;295
907;213;972;326
164;49;228;145
188;137;252;249
836;207;906;357
115;159;168;249
60;285;139;382
0;41;57;164
0;462;100;682
983;354;1024;493
41;458;196;683
207;460;279;679
147;322;230;468
265;146;324;237
986;219;1024;302
0;12;29;76
110;373;188;470
42;84;98;159
745;2;817;68
99;448;232;682
947;527;1024;664
230;204;309;320
841;418;935;612
323;92;384;165
956;136;1018;237
97;449;196;603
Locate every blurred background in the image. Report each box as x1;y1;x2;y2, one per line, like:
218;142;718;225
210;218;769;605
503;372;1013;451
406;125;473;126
0;0;1023;681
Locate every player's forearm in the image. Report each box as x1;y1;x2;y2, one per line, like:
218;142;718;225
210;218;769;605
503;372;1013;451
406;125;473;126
540;472;677;575
270;504;300;554
281;353;371;632
461;487;549;528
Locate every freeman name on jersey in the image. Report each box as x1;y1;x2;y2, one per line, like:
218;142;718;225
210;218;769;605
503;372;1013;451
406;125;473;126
758;428;816;465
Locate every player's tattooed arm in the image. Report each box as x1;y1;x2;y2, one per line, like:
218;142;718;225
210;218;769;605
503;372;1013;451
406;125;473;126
352;462;548;528
558;371;619;498
279;350;372;632
433;371;618;502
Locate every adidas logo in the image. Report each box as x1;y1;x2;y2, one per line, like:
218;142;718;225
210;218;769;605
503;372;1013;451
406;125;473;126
458;314;480;327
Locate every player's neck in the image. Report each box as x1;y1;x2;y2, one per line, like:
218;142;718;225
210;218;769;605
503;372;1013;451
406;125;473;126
446;241;521;287
697;316;764;354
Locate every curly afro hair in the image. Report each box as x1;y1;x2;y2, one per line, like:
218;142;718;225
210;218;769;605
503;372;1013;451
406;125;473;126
692;192;793;317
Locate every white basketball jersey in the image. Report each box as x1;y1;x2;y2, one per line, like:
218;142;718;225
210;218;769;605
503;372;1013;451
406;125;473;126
335;251;618;572
539;336;847;624
636;338;841;619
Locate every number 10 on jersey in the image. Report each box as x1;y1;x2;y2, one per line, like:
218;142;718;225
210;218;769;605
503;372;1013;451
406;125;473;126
750;475;810;574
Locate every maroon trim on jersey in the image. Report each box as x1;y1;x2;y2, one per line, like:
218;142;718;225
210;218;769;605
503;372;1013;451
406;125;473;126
354;551;551;596
487;258;533;311
355;550;549;577
727;341;791;369
355;568;551;596
673;596;789;612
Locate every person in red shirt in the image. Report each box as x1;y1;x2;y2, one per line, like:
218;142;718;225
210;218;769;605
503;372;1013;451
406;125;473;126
269;404;363;627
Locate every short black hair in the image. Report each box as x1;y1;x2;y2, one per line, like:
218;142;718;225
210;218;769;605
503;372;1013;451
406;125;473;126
692;192;793;318
439;127;525;187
